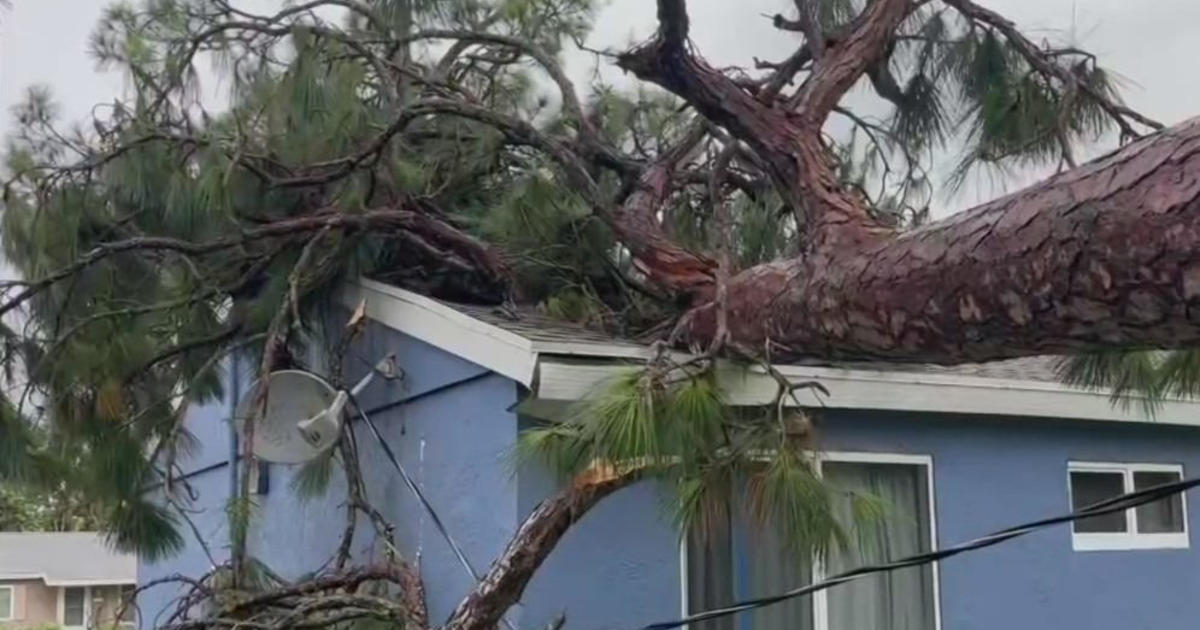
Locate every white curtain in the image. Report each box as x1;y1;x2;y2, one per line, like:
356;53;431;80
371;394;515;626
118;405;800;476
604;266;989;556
686;461;935;630
688;501;813;630
823;462;936;630
746;519;813;630
688;519;737;630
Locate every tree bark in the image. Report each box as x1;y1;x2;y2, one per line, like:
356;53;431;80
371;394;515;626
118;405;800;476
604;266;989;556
618;0;911;253
609;124;718;291
683;117;1200;362
603;0;1200;364
441;470;636;630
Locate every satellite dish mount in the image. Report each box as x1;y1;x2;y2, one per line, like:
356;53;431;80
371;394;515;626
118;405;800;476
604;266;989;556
235;355;399;464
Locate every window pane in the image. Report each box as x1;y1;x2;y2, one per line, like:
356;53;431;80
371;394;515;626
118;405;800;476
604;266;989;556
686;513;736;630
1134;471;1185;533
1070;471;1127;533
686;496;814;630
64;586;85;626
744;519;813;630
119;585;136;623
824;462;936;630
0;587;12;619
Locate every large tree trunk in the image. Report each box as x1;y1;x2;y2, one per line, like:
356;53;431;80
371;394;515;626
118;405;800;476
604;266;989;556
684;118;1200;362
612;0;1200;364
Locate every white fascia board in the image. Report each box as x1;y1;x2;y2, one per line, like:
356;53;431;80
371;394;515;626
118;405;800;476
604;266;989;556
340;279;538;386
0;574;42;581
535;360;1200;425
0;575;135;587
529;340;653;360
44;578;137;587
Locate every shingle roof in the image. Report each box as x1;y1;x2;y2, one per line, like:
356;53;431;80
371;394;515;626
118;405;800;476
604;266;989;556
0;532;136;585
447;300;1063;384
350;278;1200;421
452;302;648;347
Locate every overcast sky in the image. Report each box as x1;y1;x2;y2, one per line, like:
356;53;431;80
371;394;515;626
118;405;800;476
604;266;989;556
2;0;1198;218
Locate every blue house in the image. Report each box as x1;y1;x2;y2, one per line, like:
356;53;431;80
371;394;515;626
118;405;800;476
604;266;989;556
138;278;1200;630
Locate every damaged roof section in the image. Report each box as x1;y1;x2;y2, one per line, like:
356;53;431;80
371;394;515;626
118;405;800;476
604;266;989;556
343;278;1195;425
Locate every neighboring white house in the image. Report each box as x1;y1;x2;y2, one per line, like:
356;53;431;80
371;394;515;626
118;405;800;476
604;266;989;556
0;532;136;629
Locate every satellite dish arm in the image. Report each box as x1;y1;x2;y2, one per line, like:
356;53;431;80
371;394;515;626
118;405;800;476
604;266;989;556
296;355;397;448
350;355;399;397
296;391;346;448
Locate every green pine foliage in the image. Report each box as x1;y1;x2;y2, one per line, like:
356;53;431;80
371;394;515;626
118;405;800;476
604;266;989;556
517;365;882;562
106;496;184;562
289;447;338;502
0;0;611;557
809;4;1127;207
1057;350;1200;416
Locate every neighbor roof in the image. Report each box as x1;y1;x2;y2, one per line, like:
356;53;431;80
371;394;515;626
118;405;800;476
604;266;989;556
0;532;136;586
341;278;1200;426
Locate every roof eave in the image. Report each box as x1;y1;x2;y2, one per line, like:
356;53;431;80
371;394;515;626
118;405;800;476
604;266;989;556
341;279;538;386
536;359;1199;425
343;278;1200;424
0;574;136;586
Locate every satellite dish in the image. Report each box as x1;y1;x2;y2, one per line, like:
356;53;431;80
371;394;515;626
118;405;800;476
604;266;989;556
234;370;349;464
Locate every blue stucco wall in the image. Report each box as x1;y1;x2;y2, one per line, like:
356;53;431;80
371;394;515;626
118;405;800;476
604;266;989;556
515;420;684;630
137;317;520;627
137;353;250;629
817;410;1200;630
139;321;1200;630
514;410;1200;630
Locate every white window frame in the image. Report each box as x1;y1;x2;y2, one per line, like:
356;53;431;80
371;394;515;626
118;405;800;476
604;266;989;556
0;585;14;621
57;585;91;630
1068;461;1189;551
679;451;942;630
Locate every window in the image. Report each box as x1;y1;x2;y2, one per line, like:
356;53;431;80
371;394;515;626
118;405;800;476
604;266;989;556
248;460;270;495
1068;462;1188;551
684;454;940;630
119;584;136;625
118;583;137;624
0;585;13;621
62;586;87;628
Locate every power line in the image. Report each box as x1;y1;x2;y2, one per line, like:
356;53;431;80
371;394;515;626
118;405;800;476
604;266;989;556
642;476;1200;630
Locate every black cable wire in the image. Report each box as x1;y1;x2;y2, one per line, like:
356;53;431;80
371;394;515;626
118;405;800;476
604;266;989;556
360;371;491;417
348;391;520;630
349;391;483;581
642;476;1200;630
